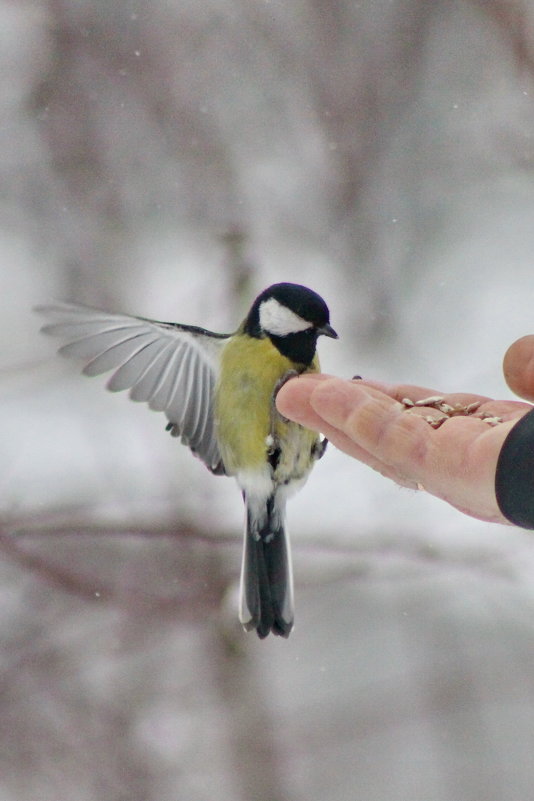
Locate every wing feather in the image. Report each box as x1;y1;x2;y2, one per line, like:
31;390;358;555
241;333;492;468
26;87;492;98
167;348;196;428
185;359;210;446
59;327;149;361
106;338;169;392
36;302;228;474
129;340;177;402
148;343;188;412
83;332;161;377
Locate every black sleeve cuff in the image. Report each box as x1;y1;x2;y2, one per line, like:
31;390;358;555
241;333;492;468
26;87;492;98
495;406;534;529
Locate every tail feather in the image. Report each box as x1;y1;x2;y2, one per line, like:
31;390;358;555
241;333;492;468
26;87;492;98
239;495;294;639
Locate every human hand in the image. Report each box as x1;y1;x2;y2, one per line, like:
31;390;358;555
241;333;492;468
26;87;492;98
276;336;534;524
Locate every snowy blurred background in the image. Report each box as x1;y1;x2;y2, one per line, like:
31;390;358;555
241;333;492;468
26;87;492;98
2;1;534;799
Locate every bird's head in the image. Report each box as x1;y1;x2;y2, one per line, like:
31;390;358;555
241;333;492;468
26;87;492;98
244;283;338;365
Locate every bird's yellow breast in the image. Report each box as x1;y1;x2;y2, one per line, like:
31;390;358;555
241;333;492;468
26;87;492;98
215;334;320;478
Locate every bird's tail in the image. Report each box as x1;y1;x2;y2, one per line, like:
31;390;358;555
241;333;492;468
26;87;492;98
239;494;294;639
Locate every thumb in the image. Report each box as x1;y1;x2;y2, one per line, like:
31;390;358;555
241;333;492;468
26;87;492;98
503;335;534;402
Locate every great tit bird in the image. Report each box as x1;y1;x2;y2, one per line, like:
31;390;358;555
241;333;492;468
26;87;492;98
36;282;337;638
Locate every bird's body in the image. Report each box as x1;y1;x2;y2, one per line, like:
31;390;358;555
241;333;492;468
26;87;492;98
216;332;320;478
36;283;337;638
216;329;323;637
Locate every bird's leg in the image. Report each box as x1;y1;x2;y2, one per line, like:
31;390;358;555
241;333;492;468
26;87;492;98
313;437;329;460
165;421;179;437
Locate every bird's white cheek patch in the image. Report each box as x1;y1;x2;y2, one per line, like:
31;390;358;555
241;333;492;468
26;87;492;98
259;298;313;336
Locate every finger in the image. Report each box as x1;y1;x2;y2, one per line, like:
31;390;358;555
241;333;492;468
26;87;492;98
277;376;419;488
356;379;493;408
309;379;516;521
275;372;334;428
308;379;432;477
279;374;530;426
357;380;533;424
276;375;387;464
503;335;534;402
355;379;443;402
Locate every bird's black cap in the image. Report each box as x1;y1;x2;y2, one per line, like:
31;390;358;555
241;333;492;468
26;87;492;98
244;282;337;365
245;283;336;337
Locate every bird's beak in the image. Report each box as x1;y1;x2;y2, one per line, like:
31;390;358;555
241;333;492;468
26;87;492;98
317;323;338;339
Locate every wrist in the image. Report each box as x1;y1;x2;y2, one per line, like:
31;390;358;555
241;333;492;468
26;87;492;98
495;407;534;528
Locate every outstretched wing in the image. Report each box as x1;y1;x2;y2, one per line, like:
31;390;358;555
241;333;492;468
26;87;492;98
36;302;229;475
